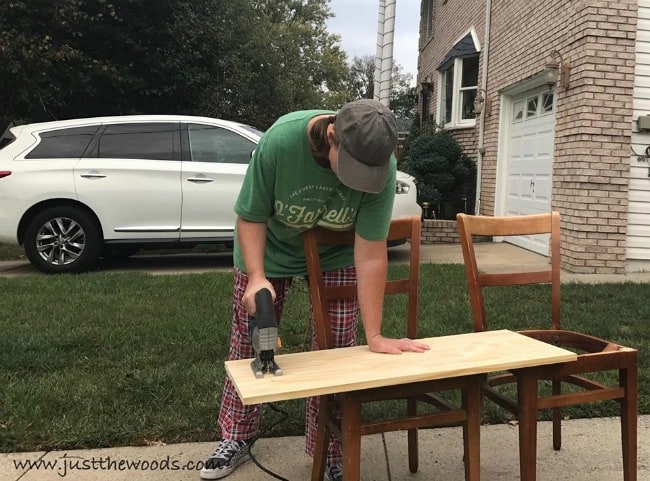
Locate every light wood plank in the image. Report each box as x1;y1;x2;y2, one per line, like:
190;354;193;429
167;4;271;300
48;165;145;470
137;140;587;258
226;330;577;405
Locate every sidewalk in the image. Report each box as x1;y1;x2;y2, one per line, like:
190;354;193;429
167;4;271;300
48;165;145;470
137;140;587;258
2;416;648;480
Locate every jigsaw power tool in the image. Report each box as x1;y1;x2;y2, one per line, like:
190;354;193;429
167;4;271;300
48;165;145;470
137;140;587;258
248;288;282;378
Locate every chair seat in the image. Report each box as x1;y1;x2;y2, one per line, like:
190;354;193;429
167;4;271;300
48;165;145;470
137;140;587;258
518;328;624;353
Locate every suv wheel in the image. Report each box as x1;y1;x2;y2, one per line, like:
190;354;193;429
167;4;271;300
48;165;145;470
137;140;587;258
24;206;102;274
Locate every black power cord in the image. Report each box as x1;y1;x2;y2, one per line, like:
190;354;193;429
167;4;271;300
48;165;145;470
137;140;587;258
247;402;291;481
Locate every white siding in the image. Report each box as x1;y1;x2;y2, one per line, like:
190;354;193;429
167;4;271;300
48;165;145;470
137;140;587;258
629;0;650;270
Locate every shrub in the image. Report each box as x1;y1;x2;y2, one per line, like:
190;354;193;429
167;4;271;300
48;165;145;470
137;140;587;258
405;126;476;219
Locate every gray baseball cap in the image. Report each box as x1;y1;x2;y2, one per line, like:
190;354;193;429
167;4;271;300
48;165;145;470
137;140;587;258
335;99;398;194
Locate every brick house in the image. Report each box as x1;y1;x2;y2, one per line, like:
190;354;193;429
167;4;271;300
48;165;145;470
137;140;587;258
416;0;650;274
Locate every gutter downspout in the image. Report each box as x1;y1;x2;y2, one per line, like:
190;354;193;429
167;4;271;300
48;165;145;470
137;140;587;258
475;0;492;215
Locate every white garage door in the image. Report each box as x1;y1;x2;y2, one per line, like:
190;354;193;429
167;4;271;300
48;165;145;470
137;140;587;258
504;88;556;254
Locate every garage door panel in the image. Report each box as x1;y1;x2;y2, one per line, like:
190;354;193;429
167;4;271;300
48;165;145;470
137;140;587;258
507;176;529;198
507;176;520;196
521;177;535;199
522;131;537;144
508;174;534;199
533;176;551;200
536;129;554;149
531;200;550;212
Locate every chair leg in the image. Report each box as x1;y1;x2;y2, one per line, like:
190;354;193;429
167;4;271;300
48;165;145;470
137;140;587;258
407;397;418;473
620;366;638;481
341;394;362;481
552;380;562;450
517;371;539;481
311;395;331;481
463;375;483;481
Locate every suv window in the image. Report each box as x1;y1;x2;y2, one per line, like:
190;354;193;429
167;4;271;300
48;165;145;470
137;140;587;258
25;126;99;159
96;123;178;160
188;123;256;164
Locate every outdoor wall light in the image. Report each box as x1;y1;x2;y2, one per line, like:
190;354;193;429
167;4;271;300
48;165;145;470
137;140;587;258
544;49;570;89
420;75;433;94
473;88;490;117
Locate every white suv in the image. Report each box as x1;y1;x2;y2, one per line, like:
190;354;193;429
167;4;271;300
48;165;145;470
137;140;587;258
0;115;421;273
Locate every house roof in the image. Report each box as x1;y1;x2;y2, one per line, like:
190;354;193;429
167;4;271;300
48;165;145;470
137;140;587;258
437;33;477;71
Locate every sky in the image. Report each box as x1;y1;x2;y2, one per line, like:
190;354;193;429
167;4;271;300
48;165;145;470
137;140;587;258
326;0;420;82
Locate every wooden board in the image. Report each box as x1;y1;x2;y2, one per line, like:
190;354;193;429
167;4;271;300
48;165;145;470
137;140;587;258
225;329;577;405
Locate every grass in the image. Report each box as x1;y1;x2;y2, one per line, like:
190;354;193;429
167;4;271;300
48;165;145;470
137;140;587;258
0;265;648;453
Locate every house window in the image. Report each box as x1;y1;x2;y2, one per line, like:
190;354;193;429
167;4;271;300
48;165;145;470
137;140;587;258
526;95;538;118
513;91;555;122
439;55;479;127
513;100;524;122
541;92;554;114
420;0;434;43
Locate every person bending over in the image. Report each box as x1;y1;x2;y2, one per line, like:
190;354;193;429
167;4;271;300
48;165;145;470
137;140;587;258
200;99;429;481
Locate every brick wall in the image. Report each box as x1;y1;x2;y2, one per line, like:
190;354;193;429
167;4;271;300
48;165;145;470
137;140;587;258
421;219;491;244
417;0;637;274
421;219;460;244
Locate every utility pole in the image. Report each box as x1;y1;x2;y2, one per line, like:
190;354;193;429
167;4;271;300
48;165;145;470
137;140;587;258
373;0;395;107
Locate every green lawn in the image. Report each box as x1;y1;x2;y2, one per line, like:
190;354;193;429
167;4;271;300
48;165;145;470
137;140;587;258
0;265;647;453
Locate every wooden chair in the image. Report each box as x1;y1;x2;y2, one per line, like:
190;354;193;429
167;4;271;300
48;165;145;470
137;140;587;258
303;215;484;481
456;212;638;481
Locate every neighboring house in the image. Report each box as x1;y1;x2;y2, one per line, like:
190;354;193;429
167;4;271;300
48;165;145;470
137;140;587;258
417;0;650;274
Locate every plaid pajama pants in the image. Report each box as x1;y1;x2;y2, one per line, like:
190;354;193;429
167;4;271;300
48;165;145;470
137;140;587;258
218;266;359;466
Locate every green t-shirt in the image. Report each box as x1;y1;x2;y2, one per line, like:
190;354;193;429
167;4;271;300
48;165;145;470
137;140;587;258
233;109;396;277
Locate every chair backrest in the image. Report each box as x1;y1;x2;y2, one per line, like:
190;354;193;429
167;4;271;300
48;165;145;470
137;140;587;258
456;212;561;333
303;216;421;349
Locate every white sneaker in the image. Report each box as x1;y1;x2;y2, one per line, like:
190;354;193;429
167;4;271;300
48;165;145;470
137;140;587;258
200;439;250;480
325;464;343;481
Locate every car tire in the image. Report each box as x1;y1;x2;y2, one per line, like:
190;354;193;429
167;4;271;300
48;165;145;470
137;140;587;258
24;206;102;274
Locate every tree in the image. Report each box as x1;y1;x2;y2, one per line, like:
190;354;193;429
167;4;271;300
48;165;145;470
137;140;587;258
0;1;221;123
389;71;416;124
0;0;351;129
345;55;416;124
347;55;376;100
204;0;352;128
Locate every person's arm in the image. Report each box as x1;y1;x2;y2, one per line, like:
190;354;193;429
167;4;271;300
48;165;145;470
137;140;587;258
237;216;275;315
354;233;430;354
